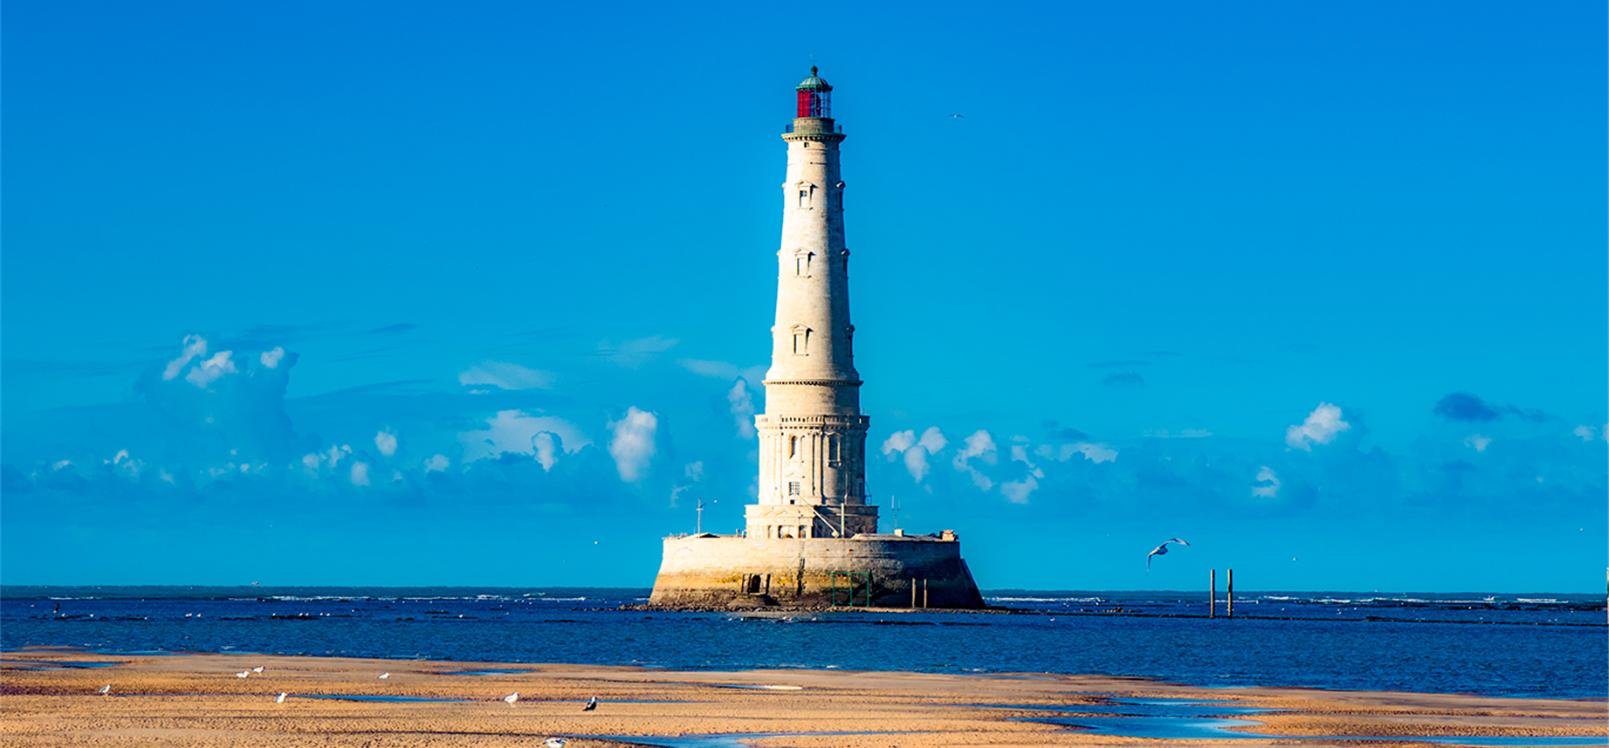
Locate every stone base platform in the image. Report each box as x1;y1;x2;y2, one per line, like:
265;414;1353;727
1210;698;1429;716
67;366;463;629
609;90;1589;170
648;532;984;609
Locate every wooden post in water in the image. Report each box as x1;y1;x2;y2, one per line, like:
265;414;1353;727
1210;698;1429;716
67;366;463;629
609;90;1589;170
923;578;929;609
1210;569;1216;618
911;579;917;608
1227;568;1234;618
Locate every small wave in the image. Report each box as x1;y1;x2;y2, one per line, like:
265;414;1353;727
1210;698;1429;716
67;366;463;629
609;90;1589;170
1516;598;1561;604
988;597;1101;603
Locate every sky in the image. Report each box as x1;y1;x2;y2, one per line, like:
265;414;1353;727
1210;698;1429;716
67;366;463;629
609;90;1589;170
2;1;1604;591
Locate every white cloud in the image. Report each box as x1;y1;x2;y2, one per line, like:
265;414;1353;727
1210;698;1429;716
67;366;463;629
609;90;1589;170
112;449;130;465
1465;434;1491;452
260;347;285;369
954;430;997;466
608;406;658;482
459;410;591;463
599;336;678;368
424;454;450;473
1000;475;1038;504
953;430;997;491
1572;425;1597;441
532;432;561;471
1285;402;1351;451
1073;443;1119;463
882;430;916;457
457;361;556;391
163;335;208;381
302;454;321;471
727;380;757;439
184;351;238;388
685;461;705;482
51;460;72;471
374;430;398;457
903;447;932;482
1252;466;1281;498
881;428;947;482
350;462;370;487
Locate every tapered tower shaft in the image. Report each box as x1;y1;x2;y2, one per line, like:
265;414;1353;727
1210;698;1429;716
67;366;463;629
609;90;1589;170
746;68;876;540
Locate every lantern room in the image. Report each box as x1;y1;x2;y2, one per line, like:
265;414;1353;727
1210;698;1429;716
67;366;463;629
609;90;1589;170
795;66;832;119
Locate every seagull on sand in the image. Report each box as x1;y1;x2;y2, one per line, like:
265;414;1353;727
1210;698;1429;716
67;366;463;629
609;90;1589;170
504;692;519;706
276;693;288;704
378;672;390;679
583;696;597;712
252;666;264;673
98;684;111;696
1146;538;1190;570
544;739;568;748
236;671;250;678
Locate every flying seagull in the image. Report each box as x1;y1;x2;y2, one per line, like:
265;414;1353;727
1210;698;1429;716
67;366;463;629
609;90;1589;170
583;696;597;712
1146;538;1190;570
276;693;288;704
98;684;111;696
949;114;965;118
504;692;519;706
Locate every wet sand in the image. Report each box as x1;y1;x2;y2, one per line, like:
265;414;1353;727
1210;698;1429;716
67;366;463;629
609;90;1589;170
1;649;1603;747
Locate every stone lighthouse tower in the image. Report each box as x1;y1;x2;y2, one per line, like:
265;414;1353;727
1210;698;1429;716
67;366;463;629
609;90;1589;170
648;69;982;609
746;68;877;541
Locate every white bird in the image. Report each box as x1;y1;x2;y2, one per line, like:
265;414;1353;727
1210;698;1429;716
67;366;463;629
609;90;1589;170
378;672;390;679
504;692;519;706
252;666;264;673
949;114;966;118
236;671;250;678
583;695;597;712
98;684;111;695
276;693;287;704
545;739;568;748
1146;538;1190;569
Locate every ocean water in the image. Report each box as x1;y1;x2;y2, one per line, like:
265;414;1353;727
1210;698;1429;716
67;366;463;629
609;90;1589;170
2;587;1603;700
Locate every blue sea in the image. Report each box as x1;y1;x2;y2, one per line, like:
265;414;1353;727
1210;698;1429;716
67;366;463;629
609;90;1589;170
3;587;1603;700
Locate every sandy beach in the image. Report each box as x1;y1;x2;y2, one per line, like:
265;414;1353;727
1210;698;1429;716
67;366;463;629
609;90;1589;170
1;649;1603;747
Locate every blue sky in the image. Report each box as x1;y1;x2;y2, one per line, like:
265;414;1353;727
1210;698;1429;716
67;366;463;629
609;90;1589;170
3;1;1604;591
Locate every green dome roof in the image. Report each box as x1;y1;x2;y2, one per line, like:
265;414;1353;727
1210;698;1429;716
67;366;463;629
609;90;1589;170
796;66;832;92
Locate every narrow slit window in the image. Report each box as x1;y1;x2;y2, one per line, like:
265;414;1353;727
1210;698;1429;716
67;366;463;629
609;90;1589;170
791;325;810;355
788;481;801;496
794;250;813;277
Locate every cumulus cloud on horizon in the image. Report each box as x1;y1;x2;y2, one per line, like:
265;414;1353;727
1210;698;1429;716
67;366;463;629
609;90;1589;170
459;410;591;463
1252;466;1281;498
727;379;757;439
608;406;658;481
1286;402;1350;451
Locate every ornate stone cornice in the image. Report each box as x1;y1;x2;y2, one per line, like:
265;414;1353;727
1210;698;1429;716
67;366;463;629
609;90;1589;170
781;132;846;144
762;378;862;387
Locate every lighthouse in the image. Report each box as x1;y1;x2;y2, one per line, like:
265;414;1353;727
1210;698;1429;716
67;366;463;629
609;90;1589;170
648;69;983;609
747;68;876;541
